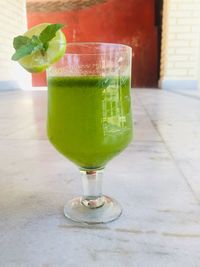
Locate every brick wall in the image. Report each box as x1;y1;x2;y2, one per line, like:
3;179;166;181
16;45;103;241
160;0;200;89
0;0;31;90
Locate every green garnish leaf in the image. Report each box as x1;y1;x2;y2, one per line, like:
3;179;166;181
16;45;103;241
39;24;64;45
11;43;36;61
11;24;65;61
13;36;31;50
31;35;42;46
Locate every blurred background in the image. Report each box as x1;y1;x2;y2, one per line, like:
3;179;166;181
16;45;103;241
0;0;200;91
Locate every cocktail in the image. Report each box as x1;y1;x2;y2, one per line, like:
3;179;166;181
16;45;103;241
11;24;133;224
47;43;133;223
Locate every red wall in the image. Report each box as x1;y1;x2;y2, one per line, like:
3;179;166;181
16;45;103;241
27;0;158;87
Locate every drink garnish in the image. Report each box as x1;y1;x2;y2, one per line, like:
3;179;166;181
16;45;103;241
11;23;66;73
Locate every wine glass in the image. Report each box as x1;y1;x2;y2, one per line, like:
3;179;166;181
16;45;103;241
47;43;133;224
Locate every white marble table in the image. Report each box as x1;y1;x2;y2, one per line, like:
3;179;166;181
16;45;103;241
0;89;200;267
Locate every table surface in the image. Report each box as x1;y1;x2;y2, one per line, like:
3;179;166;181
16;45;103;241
0;89;200;267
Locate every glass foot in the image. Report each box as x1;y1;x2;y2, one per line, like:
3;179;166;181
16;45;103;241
64;195;122;224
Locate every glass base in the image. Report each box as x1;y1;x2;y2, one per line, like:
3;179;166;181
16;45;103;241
64;195;122;224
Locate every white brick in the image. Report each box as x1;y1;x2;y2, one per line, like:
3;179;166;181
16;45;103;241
166;69;188;77
168;55;189;61
177;18;198;25
167;47;175;53
176;33;197;40
191;10;200;17
169;40;190;48
169;26;191;33
175;47;194;54
170;10;192;18
176;0;199;4
168;18;177;26
170;3;179;11
188;70;197;75
174;62;195;68
191;26;199;33
168;33;177;41
189;40;198;47
175;3;199;11
189;55;198;61
166;63;175;68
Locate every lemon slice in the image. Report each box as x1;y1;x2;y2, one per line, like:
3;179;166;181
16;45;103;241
19;23;66;73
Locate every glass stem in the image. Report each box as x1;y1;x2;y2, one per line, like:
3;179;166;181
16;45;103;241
80;169;105;209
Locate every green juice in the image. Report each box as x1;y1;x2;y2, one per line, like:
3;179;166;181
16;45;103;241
47;76;133;169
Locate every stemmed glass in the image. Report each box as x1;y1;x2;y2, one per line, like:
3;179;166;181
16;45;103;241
47;43;132;224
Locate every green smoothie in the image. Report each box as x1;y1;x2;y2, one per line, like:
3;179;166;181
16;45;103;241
47;76;133;169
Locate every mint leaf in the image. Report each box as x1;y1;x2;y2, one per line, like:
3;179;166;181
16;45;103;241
11;24;65;61
43;43;49;51
31;35;41;45
39;24;64;45
13;36;31;50
11;43;36;61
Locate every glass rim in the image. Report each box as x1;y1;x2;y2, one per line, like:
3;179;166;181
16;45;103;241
57;42;132;55
66;42;131;49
